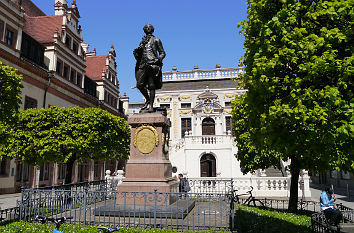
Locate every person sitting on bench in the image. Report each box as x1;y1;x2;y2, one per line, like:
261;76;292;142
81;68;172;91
320;187;343;225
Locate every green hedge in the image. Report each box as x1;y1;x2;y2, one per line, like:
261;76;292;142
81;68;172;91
0;222;231;233
237;205;311;233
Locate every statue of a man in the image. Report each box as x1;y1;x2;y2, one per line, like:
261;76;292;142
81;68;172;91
133;24;166;113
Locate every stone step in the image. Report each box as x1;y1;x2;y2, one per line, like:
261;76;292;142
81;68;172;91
265;167;284;177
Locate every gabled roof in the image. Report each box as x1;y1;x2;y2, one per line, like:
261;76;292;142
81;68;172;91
22;0;46;16
24;15;63;43
85;55;107;81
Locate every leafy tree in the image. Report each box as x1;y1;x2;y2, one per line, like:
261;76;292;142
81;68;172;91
0;62;23;146
0;62;23;122
2;106;130;184
233;0;353;212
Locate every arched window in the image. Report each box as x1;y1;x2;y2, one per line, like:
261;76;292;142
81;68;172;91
200;154;216;177
202;118;215;135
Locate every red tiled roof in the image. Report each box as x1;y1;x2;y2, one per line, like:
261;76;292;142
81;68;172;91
86;55;107;81
22;0;46;16
23;15;63;43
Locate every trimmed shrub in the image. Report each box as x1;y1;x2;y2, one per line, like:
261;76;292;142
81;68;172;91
237;205;311;233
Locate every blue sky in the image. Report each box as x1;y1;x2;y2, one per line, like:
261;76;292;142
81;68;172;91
31;0;247;102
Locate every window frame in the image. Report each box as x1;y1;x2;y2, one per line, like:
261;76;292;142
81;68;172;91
0;158;10;177
56;59;63;75
181;118;192;138
76;73;82;87
63;64;69;79
5;28;14;46
181;103;191;108
160;104;170;109
225;116;233;134
69;68;76;83
65;35;71;48
24;96;38;110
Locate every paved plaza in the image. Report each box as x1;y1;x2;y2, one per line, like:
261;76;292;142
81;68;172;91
0;193;21;210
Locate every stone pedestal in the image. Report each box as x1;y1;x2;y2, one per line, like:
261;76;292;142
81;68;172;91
117;113;178;205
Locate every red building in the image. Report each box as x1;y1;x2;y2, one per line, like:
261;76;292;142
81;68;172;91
0;0;125;193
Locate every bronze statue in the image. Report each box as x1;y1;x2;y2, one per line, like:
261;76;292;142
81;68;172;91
133;24;166;113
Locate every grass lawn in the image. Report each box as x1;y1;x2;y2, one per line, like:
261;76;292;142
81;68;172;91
237;205;312;233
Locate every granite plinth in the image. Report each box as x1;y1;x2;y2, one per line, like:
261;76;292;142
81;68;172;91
117;113;178;205
94;200;195;219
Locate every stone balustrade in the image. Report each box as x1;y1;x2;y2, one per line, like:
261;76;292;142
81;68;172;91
187;175;311;199
184;135;233;145
163;67;244;82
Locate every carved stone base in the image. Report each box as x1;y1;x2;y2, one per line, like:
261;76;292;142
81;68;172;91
117;113;177;205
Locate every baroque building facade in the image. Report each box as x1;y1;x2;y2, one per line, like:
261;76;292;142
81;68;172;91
150;65;312;199
0;0;124;193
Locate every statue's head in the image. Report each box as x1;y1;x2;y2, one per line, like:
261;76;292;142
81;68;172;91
143;24;154;35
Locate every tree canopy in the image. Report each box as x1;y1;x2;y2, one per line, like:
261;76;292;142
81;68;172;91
233;0;353;211
0;62;23;147
0;62;23;123
1;107;130;183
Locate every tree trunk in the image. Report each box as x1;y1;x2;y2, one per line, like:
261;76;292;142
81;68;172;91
64;156;76;185
288;157;300;213
63;156;76;205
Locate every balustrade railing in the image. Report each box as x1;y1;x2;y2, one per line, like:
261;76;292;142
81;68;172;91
162;67;244;82
184;135;233;145
188;176;311;198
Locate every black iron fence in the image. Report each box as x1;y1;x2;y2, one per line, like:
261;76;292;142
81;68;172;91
237;198;321;213
311;208;354;233
0;207;19;225
311;212;340;233
12;179;354;231
0;180;107;225
18;188;231;231
34;179;107;191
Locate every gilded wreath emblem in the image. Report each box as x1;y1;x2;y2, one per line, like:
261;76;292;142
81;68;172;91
134;125;159;154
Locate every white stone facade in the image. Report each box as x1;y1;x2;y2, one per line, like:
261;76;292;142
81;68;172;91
151;66;311;199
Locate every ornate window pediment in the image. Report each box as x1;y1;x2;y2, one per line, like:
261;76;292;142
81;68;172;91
193;89;223;114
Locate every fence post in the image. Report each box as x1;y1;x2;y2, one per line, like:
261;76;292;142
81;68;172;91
19;186;24;221
153;189;157;228
83;186;88;225
229;184;235;231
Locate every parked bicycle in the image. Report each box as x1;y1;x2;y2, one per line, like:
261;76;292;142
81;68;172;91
233;186;265;207
35;216;120;233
